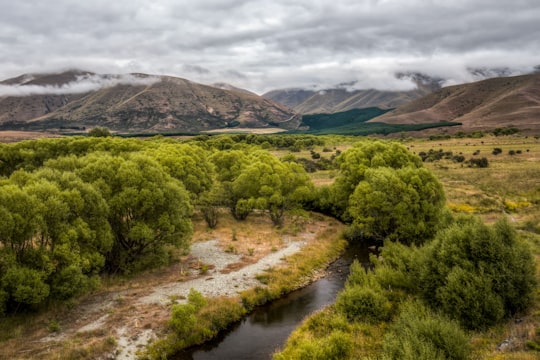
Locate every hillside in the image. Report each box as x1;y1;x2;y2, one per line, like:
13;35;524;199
263;73;441;114
374;73;540;133
0;71;300;133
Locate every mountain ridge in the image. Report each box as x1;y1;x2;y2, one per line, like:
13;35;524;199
373;73;540;133
0;71;300;133
263;73;443;114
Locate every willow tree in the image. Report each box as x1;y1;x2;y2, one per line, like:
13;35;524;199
230;151;314;225
348;166;446;245
321;140;422;221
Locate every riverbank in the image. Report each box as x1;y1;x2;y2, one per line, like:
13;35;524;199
0;212;345;360
143;213;347;359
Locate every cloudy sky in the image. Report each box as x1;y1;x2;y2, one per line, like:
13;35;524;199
0;0;539;94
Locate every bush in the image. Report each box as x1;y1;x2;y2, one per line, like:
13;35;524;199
420;216;536;329
274;330;354;360
334;260;392;323
467;157;488;168
87;127;111;137
335;285;391;323
435;267;504;329
382;301;470;360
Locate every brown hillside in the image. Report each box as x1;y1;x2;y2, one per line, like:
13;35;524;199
374;74;540;132
0;71;300;133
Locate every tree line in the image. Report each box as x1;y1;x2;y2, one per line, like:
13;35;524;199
0;135;322;314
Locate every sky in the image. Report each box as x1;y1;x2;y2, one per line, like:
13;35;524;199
0;0;539;94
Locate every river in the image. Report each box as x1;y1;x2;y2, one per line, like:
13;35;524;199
173;243;370;360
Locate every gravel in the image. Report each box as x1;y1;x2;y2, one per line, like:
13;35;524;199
137;239;305;305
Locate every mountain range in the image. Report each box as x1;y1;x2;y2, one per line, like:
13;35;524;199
262;73;443;114
0;70;539;135
0;71;299;133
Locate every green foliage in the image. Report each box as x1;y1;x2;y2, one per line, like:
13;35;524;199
322;139;423;220
274;330;354;360
2;266;50;308
435;267;504;329
382;301;470;360
466;157;489;168
148;291;245;359
335;285;391;323
334;260;391;323
144;143;214;197
348;166;446;245
229;151;314;225
420;216;537;329
492;127;520;136
87;127;111;137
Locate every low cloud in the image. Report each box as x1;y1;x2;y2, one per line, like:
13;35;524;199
0;73;161;97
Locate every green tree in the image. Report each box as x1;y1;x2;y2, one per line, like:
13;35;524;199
230;151;314;225
88;127;112;137
76;153;193;273
347;166;446;245
146;144;214;198
322;140;422;220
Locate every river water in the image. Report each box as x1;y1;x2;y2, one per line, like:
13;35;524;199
173;243;369;360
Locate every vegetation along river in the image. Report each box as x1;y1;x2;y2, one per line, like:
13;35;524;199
173;243;370;360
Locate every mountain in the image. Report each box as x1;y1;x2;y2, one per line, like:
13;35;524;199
263;73;442;114
373;73;540;132
0;71;300;133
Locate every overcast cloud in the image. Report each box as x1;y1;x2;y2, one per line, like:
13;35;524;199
0;0;539;94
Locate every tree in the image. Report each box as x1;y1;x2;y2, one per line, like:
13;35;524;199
75;153;193;273
347;166;446;245
230;151;314;225
88;127;111;137
146;143;214;198
325;140;422;220
198;182;227;228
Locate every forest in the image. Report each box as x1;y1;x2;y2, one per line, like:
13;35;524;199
0;132;538;359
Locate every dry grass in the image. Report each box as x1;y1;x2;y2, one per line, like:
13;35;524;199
0;131;60;143
407;134;540;224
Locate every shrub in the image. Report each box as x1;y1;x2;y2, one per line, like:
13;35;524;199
420;216;536;329
274;330;354;360
382;301;470;360
335;260;392;323
435;267;504;329
466;157;488;168
87;127;111;137
335;285;391;323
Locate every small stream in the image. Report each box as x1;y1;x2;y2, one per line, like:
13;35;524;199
173;243;370;360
